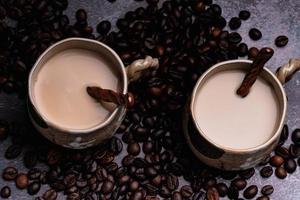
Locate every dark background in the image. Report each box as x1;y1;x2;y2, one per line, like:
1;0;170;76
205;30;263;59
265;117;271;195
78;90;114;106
0;0;300;199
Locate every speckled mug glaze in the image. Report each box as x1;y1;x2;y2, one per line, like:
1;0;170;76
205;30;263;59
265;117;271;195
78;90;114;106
28;38;159;149
183;59;300;170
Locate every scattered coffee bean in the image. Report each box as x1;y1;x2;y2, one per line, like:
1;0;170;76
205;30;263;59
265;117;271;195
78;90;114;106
239;10;251;20
275;167;287;179
275;35;289;47
180;185;193;198
292;129;300;145
284;158;297;173
270;155;284;167
248;47;259;59
101;180;114;194
243;185;258;199
231;178;247;190
43;189;57;200
275;146;289;159
260;166;273;178
238;43;249;57
257;196;270;200
2;167;18;180
15;173;29;189
289;144;300;158
227;186;239;199
0;186;11;198
27;181;41;195
127;142;141;156
229;17;241;30
97;20;111;35
216;183;228;197
249;28;262;40
5;144;22;159
206;187;219;200
172;191;182;200
239;168;255;179
261;185;274;196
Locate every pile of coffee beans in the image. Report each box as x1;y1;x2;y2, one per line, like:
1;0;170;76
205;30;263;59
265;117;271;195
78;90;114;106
0;0;295;199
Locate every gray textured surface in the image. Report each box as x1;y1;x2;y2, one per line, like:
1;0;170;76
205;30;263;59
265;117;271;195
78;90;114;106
0;0;300;199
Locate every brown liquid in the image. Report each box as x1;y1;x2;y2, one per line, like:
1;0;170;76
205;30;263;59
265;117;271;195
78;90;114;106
194;70;279;150
33;49;120;130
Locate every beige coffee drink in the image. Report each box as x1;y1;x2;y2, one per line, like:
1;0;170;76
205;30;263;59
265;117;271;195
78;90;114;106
193;69;279;150
33;48;120;130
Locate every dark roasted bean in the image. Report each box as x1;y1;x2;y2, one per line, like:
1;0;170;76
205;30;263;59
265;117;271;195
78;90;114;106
284;159;297;173
275;167;287;179
260;166;273;178
275;146;289;159
275;35;289;47
243;185;258;199
239;10;251;20
180;185;193;198
127;142;141;156
0;186;10;198
101;180;114;194
27;181;41;195
231;178;247;190
238;43;248;57
292;129;300;145
5;144;22;159
248;47;259;59
227;186;239;199
206;187;219;200
289;144;300;158
261;185;274;196
249;28;262;40
2;167;18;180
229;17;241;30
109;137;123;154
172;191;182;200
257;196;270;200
166;174;179;191
216;183;228;197
228;32;242;44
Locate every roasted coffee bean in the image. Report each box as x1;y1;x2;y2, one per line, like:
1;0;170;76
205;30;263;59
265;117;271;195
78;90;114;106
270;155;284;167
239;10;251;20
0;186;11;198
210;4;222;16
172;191;182;200
160;185;171;198
216;183;228;197
24;151;38;168
275;35;288;47
275;167;287;179
43;189;57;200
166;174;179;191
261;185;274;196
28;168;41;180
280;124;289;142
127;142;141;156
275;146;289;159
109;137;123;154
228;32;242;44
289;144;300;158
143;141;154;154
76;9;87;22
257;196;270;200
229;17;241;30
249;28;262;40
238;43;248;57
260;166;273;178
206;187;219;200
292;129;300;145
2;167;18;180
0;121;9;140
239;168;255;179
15;173;29;189
99;151;114;165
248;47;259;59
129;180;139;191
47;149;61;166
27;181;41;195
5;144;22;159
227;186;239;199
151;175;162;186
145;167;157;177
180;185;193;198
231;178;247;190
284;158;297;173
97;20;111;35
243;185;258;199
101;180;114;194
64;174;76;188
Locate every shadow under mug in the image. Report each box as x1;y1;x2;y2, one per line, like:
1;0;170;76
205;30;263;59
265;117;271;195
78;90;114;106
183;59;300;170
28;38;159;149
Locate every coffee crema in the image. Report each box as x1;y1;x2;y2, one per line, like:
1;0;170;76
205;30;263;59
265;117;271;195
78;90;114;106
33;48;121;130
193;70;279;150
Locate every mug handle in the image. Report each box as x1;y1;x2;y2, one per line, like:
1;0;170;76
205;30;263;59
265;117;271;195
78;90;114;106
276;58;300;84
125;56;159;82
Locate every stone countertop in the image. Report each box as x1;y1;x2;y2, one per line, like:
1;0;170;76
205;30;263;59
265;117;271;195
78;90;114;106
0;0;300;199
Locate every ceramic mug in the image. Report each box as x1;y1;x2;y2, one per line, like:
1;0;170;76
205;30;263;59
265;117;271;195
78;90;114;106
183;58;300;170
28;38;159;149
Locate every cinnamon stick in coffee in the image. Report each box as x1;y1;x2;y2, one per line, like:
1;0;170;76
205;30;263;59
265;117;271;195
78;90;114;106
236;47;274;97
87;86;128;106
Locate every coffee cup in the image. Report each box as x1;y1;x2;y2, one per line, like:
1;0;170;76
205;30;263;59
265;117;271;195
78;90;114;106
28;38;159;149
183;59;300;170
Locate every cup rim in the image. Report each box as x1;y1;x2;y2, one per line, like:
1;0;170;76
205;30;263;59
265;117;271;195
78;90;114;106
190;59;287;153
28;37;128;133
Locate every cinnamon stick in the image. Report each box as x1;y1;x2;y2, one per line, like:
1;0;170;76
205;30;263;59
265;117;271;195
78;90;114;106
87;86;128;106
236;47;274;97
